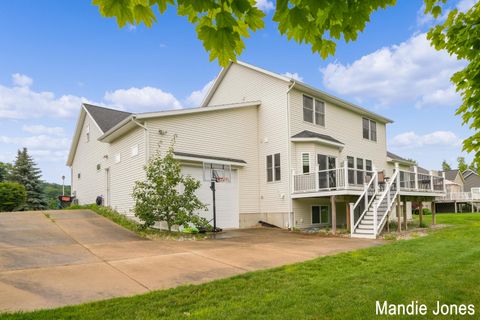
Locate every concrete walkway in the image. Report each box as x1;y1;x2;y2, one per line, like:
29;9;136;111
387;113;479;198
0;210;383;312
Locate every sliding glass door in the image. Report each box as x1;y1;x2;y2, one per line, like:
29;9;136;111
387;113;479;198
318;154;336;189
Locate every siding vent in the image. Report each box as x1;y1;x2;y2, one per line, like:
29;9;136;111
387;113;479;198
114;153;121;164
131;144;139;157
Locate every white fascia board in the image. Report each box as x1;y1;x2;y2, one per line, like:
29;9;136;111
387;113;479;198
174;155;246;167
290;137;344;149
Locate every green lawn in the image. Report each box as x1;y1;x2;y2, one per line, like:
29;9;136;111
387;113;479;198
3;214;480;319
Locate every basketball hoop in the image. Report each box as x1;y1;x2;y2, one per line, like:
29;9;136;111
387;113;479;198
203;162;231;183
202;162;232;233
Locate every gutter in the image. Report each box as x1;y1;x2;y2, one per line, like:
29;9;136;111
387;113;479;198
286;80;296;229
131;117;150;163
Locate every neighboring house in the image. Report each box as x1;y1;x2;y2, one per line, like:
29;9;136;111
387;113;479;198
436;169;480;213
67;61;446;238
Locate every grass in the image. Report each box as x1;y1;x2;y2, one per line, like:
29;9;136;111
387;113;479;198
3;213;480;319
65;204;210;240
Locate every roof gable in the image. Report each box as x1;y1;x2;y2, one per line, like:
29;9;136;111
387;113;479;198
83;104;131;133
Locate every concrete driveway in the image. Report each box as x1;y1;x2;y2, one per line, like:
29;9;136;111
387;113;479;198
0;210;383;312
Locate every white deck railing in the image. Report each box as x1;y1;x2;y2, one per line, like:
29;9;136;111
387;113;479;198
292;161;373;193
293;163;446;194
438;191;480;202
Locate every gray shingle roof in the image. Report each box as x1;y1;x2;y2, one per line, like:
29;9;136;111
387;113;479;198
440;169;460;182
174;152;246;164
291;130;343;145
387;151;411;163
83;104;132;133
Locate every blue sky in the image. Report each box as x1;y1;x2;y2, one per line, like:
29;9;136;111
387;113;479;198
0;0;476;183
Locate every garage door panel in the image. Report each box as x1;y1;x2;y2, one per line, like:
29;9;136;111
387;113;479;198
181;166;239;229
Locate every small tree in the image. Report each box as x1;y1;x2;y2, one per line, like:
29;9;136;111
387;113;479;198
457;157;468;173
441;160;451;171
10;148;47;210
0;162;13;182
0;182;27;212
132;142;207;231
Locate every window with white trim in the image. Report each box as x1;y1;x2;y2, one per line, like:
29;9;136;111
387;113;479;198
302;153;310;174
266;153;281;182
131;144;139;157
312;205;329;225
303;95;325;126
114;153;121;164
362;118;377;141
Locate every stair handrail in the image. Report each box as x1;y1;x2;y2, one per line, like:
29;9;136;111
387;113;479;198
373;169;400;236
352;171;378;233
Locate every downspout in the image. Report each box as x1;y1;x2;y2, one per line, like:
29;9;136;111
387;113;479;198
131;117;149;165
286;80;296;229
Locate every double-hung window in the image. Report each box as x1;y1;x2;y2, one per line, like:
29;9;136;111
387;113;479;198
302;153;310;174
362;118;377;141
266;153;281;182
303;95;325;126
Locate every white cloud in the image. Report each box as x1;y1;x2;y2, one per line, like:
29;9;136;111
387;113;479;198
256;0;274;12
184;80;214;107
391;131;462;148
0;135;70;150
12;73;33;87
321;33;465;109
104;86;182;112
22;125;65;136
0;75;89;119
282;72;303;81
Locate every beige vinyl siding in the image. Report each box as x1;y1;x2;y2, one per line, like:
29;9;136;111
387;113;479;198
71;115;108;205
106;127;146;216
147;106;260;215
289;89;389;174
208;63;291;215
293;198;347;228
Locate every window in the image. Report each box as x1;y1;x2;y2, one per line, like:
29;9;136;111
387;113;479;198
85;124;90;142
362;118;377;141
131;144;139;157
114;153;121;164
303;95;325;126
274;153;281;181
315;99;325;126
96;164;101;171
77;173;81;179
357;158;364;185
302;153;310;174
365;159;372;172
312;205;329;225
266;153;281;182
303;95;313;123
347;156;355;184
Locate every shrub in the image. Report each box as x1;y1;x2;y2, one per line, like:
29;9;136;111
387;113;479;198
413;208;432;215
0;182;27;212
182;226;199;234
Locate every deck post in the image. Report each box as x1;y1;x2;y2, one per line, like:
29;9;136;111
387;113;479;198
472;202;474;213
373;165;378;192
344;160;349;189
429;170;434;191
454;201;457;213
403;199;408;231
432;201;436;225
414;166;419;190
396;195;401;232
349;202;354;235
314;167;319;191
346;201;351;232
330;195;337;235
418;201;423;227
442;172;446;192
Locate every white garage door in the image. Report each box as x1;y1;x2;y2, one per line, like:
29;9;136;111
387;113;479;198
182;165;239;229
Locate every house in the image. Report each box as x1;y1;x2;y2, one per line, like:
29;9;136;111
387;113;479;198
67;61;446;238
435;169;480;213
